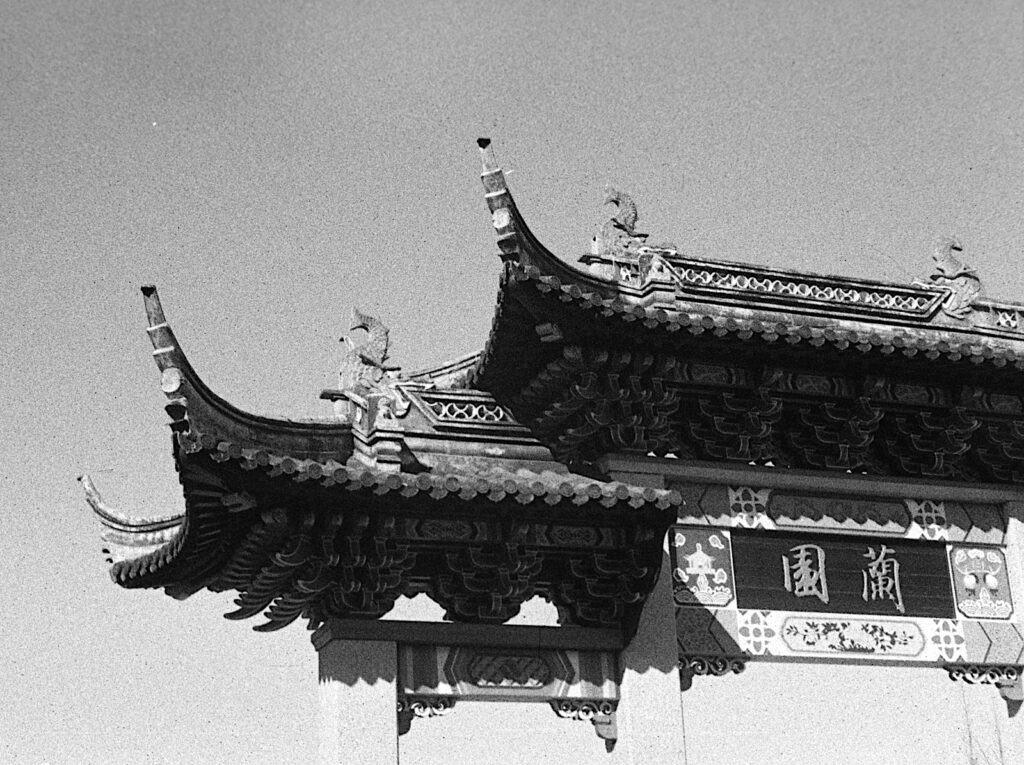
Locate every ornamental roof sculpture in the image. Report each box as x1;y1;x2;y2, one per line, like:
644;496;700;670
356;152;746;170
84;139;1024;640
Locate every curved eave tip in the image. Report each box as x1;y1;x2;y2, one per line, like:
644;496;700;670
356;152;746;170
477;137;499;173
79;473;184;532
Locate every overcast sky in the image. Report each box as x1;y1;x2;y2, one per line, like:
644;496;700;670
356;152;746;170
2;1;1022;763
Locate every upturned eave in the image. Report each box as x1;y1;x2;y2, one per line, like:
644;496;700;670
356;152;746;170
84;286;684;638
469;141;1024;481
470;139;1024;390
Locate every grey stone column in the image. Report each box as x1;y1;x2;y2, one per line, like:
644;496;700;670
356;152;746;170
317;636;399;765
616;546;688;764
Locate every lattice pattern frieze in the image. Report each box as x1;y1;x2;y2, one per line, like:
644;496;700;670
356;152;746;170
672;266;939;315
426;399;510;423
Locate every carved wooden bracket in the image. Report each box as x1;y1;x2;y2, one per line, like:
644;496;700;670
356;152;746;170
678;655;747;691
396;695;455;735
550;699;618;742
946;664;1024;713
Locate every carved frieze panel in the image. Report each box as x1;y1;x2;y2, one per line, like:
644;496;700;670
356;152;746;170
398;644;619;740
682;362;749;387
400;645;618;700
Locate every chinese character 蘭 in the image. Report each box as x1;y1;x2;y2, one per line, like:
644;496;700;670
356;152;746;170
782;544;829;604
862;544;905;613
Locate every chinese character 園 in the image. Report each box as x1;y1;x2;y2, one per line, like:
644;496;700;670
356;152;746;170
781;544;829;604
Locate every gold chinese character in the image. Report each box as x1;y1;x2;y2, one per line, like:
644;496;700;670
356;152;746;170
862;545;905;613
782;544;829;604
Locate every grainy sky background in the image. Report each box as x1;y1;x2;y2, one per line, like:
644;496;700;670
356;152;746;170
2;1;1022;763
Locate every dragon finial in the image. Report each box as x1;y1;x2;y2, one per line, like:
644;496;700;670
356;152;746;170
930;236;975;280
339;308;394;391
585;187;680;285
591;187;649;266
602;186;642;237
921;236;982;320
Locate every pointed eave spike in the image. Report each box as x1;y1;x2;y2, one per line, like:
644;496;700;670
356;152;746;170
141;284;167;327
478;137;499;174
141;284;189;374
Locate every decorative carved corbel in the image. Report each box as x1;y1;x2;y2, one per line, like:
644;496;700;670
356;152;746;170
946;664;1023;715
397;695;456;735
678;655;747;691
550;699;618;742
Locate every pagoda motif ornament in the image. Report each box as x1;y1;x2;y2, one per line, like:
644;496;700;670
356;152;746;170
671;529;734;607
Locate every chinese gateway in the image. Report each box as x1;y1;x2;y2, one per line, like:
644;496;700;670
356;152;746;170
84;140;1024;763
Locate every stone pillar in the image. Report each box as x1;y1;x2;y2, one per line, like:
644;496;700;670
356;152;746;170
316;635;399;765
616;547;688;764
978;502;1024;762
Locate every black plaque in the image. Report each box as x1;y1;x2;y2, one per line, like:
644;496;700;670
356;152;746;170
731;530;955;618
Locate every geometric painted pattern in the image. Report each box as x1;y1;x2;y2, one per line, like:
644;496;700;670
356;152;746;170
930;620;967;662
727;487;774;529
906;499;949;541
736;611;774;656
